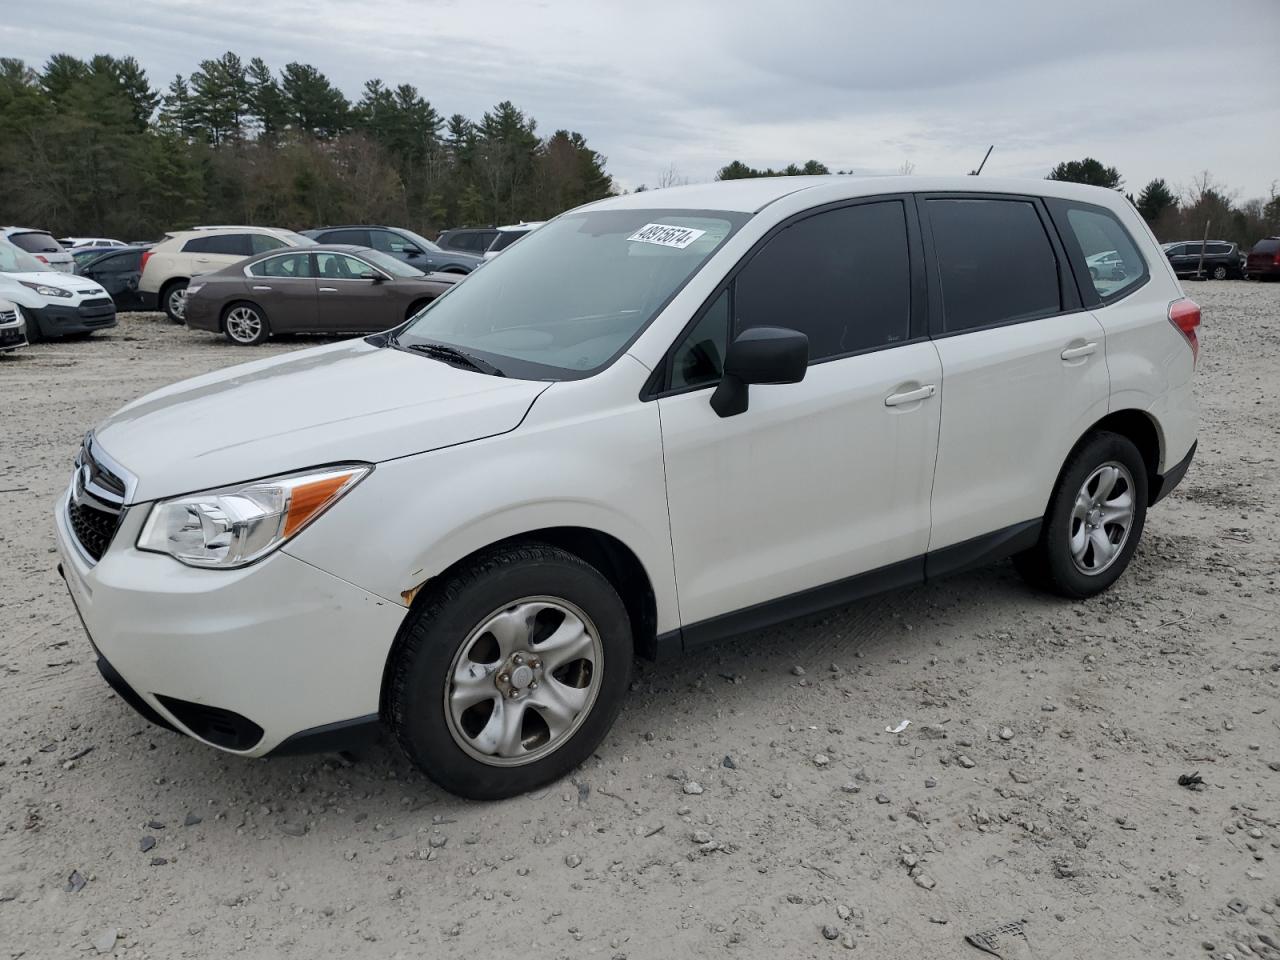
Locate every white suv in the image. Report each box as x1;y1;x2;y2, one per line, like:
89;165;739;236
138;227;314;322
54;177;1198;800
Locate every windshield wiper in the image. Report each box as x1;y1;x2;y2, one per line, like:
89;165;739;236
400;341;504;377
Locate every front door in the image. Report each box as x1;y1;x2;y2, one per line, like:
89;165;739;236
656;198;941;637
315;252;391;332
84;250;147;310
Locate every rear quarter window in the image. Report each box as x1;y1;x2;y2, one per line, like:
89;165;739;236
1047;200;1150;304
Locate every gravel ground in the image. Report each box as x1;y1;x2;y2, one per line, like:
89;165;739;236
1;285;1278;959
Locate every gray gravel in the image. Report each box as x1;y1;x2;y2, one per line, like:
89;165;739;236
1;285;1279;957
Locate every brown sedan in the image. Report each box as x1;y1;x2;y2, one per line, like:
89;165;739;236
183;244;460;345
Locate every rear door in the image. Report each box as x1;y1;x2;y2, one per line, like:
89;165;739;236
245;252;317;331
920;194;1109;561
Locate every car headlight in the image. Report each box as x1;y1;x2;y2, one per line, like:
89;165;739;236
18;280;72;298
137;465;370;568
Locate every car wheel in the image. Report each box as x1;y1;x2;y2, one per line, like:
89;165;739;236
162;281;189;323
1211;264;1228;280
1014;431;1148;599
20;306;41;344
223;303;270;346
386;543;632;800
405;299;433;321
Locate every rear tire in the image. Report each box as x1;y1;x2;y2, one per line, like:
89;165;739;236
223;302;270;346
1014;431;1148;599
1211;264;1228;280
161;280;189;324
386;543;632;800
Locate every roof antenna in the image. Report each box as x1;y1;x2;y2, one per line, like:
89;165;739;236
970;145;993;176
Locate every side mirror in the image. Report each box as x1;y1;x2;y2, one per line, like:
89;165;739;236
710;326;808;418
358;271;382;282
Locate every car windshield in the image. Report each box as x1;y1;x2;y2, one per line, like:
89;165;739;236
9;231;62;254
0;238;53;273
395;208;747;379
362;249;424;278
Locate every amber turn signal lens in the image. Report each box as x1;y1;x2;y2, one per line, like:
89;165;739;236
283;472;361;538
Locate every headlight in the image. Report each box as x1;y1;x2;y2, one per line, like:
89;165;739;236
18;280;72;298
137;465;370;568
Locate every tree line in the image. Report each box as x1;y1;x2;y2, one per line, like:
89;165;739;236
0;52;614;240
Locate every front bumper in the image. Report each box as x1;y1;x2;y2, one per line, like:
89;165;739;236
0;317;26;351
28;298;117;337
54;486;404;756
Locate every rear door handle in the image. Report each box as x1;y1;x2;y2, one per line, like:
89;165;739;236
884;384;936;407
1061;342;1097;360
251;285;272;291
319;287;338;293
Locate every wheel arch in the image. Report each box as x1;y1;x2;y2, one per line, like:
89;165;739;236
1051;409;1163;512
381;525;660;714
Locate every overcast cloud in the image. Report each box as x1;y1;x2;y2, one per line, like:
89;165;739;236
4;0;1278;197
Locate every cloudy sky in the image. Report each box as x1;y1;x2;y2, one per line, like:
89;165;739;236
5;0;1279;198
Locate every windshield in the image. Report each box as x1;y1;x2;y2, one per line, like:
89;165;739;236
8;231;61;254
0;238;53;273
363;249;424;278
396;208;746;379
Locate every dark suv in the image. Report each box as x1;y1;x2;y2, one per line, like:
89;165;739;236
1246;237;1280;280
436;227;499;255
300;225;482;274
1162;240;1244;280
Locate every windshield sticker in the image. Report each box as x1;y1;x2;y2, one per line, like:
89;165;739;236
628;223;707;249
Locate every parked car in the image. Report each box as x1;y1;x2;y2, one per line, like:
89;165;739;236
139;227;314;323
184;245;459;345
1085;249;1128;282
54;176;1198;800
0;298;27;353
0;236;116;341
72;244;142;271
436;226;499;255
483;222;546;259
76;246;152;312
1245;236;1280;280
58;237;127;249
1162;240;1243;280
300;225;483;275
2;227;75;273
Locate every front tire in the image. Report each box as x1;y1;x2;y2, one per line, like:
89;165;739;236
1211;264;1228;280
386;544;632;800
1015;431;1148;598
223;303;270;345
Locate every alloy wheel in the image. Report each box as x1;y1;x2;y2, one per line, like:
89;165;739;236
168;287;187;320
225;306;263;344
1069;461;1136;575
444;597;603;766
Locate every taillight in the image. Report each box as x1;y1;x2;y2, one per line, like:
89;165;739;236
34;255;48;263
140;249;153;273
1274;251;1280;265
1168;298;1201;366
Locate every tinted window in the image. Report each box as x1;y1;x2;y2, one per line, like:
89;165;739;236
322;229;370;246
670;289;729;389
1183;243;1203;256
489;230;531;253
1061;205;1147;301
183;234;253;255
735;201;911;360
88;251;142;272
371;230;419;254
1254;238;1280;254
250;253;313;278
1208;242;1232;255
251;234;287;254
927;198;1060;332
8;231;60;253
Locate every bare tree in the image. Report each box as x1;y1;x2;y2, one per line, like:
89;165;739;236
897;160;916;176
656;163;688;189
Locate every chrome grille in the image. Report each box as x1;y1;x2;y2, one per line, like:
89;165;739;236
66;434;131;563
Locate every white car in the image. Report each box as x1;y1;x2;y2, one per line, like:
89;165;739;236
54;176;1198;800
2;227;75;273
138;227;314;322
0;298;27;352
483;221;545;259
0;237;116;342
58;237;127;249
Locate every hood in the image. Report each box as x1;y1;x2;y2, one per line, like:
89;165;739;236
3;272;106;296
94;338;550;501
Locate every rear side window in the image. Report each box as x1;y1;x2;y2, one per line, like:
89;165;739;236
1048;200;1150;304
183;234;253;256
736;200;911;361
250;253;312;278
9;231;61;253
927;198;1061;332
1208;242;1232;255
322;229;370;246
92;251;141;271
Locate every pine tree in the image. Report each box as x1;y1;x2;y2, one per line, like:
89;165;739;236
1136;178;1176;224
1046;158;1123;190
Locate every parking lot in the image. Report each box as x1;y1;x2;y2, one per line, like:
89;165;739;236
1;283;1278;958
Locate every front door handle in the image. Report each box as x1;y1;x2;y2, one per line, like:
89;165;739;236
318;287;338;293
251;285;272;291
884;384;936;407
1061;342;1097;361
